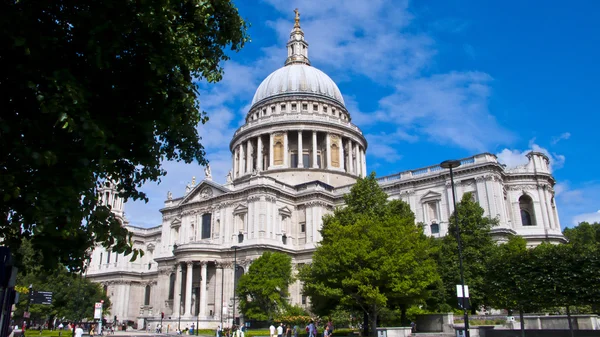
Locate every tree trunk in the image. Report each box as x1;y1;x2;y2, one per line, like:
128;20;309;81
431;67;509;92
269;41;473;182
566;305;574;337
519;308;524;337
400;305;407;326
370;308;378;337
363;311;369;337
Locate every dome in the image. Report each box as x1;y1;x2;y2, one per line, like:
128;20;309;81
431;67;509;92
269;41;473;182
251;64;345;107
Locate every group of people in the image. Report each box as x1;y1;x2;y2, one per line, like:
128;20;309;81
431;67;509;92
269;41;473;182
266;320;333;337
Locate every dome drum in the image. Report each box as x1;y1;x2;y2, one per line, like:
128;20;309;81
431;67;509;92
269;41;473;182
245;96;350;125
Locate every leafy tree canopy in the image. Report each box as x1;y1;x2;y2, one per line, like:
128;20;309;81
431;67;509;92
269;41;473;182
432;192;498;313
300;173;439;335
14;240;110;323
564;222;600;249
0;0;248;271
237;251;294;321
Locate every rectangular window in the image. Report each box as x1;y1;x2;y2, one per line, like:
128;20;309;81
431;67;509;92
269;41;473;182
107;251;111;264
302;295;307;305
291;153;298;168
281;104;286;112
302;103;308;111
300;223;306;233
292;103;297;111
303;154;310;168
201;213;212;239
317;155;321;168
271;106;275;114
323;107;328;113
313;104;318;111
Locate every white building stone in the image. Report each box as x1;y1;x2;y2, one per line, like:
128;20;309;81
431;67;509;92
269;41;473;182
86;11;565;330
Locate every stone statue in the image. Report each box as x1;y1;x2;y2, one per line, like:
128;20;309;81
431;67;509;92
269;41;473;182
185;184;191;194
191;176;196;186
294;8;300;27
204;164;212;180
226;170;232;183
167;191;173;200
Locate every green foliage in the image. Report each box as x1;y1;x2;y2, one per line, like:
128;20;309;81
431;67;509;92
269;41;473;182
432;192;498;312
14;240;110;322
237;251;294;321
0;0;248;271
300;173;439;335
564;222;600;249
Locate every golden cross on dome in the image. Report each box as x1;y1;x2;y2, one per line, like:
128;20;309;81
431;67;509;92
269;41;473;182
294;8;300;28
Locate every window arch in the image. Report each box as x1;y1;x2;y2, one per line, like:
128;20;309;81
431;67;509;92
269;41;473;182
519;195;536;226
144;285;151;305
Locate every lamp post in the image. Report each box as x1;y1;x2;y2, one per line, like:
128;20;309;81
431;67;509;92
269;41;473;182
219;264;224;331
231;246;239;327
195;286;199;336
178;292;182;332
440;159;470;337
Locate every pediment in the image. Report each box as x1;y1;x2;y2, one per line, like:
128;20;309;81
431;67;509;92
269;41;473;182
279;206;292;218
233;204;248;215
170;218;181;228
180;180;229;205
420;190;442;202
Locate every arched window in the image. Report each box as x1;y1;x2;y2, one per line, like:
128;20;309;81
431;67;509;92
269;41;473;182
331;143;340;168
519;195;536;226
274;141;284;165
168;273;176;300
144;285;151;306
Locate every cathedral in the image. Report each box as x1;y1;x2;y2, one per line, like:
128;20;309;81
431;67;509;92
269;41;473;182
86;12;565;330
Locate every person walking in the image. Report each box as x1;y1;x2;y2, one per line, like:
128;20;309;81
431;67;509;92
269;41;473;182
277;323;283;337
74;325;84;337
269;323;276;337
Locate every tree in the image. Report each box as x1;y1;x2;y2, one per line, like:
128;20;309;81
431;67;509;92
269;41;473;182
13;240;111;324
564;222;600;249
300;173;439;337
432;193;498;313
237;252;294;321
1;0;249;271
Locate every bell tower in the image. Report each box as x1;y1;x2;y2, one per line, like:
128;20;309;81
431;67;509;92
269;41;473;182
285;8;310;66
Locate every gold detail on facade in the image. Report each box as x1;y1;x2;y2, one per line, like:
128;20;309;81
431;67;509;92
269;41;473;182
330;135;340;168
294;8;301;28
274;133;284;165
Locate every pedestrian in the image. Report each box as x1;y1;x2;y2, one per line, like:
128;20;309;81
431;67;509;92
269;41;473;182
75;325;84;337
269;323;276;337
217;325;222;337
293;324;298;337
286;324;292;337
277;323;283;337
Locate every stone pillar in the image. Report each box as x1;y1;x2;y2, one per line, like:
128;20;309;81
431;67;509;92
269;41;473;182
239;142;245;176
297;131;303;168
312;131;318;168
231;150;236;180
257;136;263;171
354;143;360;176
339;136;344;172
361;148;367;176
234;146;239;179
199;262;208;318
346;140;353;174
283;131;289;168
325;133;331;169
173;263;181;316
269;133;274;169
184;261;194;317
246;139;253;173
215;264;224;322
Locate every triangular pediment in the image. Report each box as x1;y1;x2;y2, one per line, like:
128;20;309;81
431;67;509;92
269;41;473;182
279;206;292;218
420;190;442;202
233;204;248;215
180;180;230;205
170;218;181;228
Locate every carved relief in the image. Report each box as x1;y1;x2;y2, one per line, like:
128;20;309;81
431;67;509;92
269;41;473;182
330;138;340;168
200;187;213;199
273;133;284;165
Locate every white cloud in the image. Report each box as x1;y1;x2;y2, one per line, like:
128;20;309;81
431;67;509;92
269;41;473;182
573;210;600;225
496;139;565;172
551;132;571;145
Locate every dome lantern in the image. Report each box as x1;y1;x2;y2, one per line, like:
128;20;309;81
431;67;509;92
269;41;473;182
285;9;310;66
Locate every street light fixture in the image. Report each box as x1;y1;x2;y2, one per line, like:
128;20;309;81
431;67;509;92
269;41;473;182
218;264;224;330
231;246;239;327
440;159;470;337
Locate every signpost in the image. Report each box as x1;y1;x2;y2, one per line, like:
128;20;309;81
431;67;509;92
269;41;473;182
29;291;53;305
94;302;104;335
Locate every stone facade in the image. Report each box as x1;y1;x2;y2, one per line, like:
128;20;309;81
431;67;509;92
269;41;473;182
86;13;565;330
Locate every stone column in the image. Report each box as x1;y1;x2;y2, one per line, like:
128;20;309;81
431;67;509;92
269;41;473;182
257;136;263;171
360;148;367;176
339;136;344;172
246;139;253;173
347;140;353;174
215;264;224;322
283;131;289;168
239;142;245;176
231;150;236;180
173;263;181;316
312;131;318;168
269;133;274;169
354;143;360;176
199;262;208;318
297;131;303;168
325;134;331;169
184;261;194;317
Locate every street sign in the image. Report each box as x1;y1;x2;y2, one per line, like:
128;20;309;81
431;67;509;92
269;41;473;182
23;312;30;318
29;291;52;305
94;302;103;319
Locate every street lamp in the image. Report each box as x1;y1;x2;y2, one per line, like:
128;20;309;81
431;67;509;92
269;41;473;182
218;264;224;331
178;291;182;332
440;159;470;337
231;246;239;327
195;286;200;336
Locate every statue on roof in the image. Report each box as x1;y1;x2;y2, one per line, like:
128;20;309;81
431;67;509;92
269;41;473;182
204;164;212;180
294;8;300;28
167;191;173;200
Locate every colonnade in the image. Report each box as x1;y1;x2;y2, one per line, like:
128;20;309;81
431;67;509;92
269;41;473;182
170;261;215;319
232;130;367;179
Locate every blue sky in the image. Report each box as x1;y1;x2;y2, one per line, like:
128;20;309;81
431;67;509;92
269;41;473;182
125;0;600;229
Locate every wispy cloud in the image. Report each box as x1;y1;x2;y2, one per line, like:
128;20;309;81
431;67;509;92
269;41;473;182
551;132;571;145
554;181;600;227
